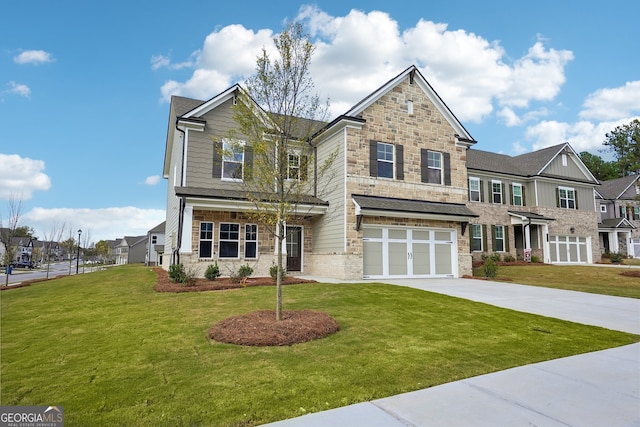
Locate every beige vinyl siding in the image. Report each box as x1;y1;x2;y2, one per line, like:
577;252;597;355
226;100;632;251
312;130;346;252
544;154;590;180
164;126;185;262
535;180;595;211
185;99;240;189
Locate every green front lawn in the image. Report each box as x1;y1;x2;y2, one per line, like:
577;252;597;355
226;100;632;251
473;264;640;298
2;265;637;426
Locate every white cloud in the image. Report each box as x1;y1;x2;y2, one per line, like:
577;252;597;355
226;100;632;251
579;81;640;121
0;154;51;200
144;175;161;185
4;81;31;98
158;6;573;123
24;206;166;244
14;50;54;65
526;117;640;153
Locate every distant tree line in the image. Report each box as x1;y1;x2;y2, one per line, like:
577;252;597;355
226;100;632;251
580;119;640;181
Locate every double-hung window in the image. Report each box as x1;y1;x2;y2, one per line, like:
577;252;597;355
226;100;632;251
427;151;443;184
245;224;258;259
469;177;481;202
512;183;523;206
558;187;576;209
492;180;503;204
377;142;394;178
471;224;483;252
494;225;505;252
287;152;308;181
222;139;244;181
199;222;214;258
219;223;240;258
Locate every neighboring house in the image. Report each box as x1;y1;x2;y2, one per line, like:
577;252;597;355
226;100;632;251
12;237;35;263
163;65;480;279
466;144;601;264
114;236;147;265
146;222;166;266
596;174;640;257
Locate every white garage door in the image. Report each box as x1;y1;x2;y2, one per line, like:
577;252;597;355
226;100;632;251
548;235;591;263
362;226;457;279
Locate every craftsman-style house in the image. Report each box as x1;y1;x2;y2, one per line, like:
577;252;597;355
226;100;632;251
466;144;601;264
162;65;603;279
597;174;640;257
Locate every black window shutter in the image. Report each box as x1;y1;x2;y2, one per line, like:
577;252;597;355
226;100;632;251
482;224;487;252
212;141;222;178
491;225;496;251
509;184;513;205
556;188;560;208
480;180;485;202
522;186;526;206
504;226;510;251
395;144;404;180
443;152;451;186
244;145;253;181
369;140;378;177
574;190;579;210
420;149;428;183
501;182;506;204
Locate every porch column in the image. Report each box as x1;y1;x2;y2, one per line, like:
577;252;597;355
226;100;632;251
609;231;619;253
180;205;193;254
542;224;551;263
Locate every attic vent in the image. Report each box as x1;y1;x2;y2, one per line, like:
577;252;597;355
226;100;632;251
407;100;413;114
232;95;237;105
562;154;568;166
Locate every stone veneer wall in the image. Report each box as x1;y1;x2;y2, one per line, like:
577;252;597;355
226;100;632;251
468;202;601;263
181;210;313;278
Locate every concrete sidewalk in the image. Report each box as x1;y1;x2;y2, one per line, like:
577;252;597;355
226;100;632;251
262;277;640;427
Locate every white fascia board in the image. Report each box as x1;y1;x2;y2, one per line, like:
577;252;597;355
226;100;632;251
185;197;328;216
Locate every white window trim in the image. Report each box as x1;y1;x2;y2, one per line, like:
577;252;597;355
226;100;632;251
495;225;505;252
471;224;483;252
492;180;503;204
377;142;395;179
512;183;523;206
221;139;245;182
469;177;481;202
198;221;214;259
245;224;258;259
218;222;240;259
427;151;443;185
600;205;607;213
559;186;576;209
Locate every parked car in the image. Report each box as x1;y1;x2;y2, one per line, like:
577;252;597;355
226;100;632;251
11;261;35;269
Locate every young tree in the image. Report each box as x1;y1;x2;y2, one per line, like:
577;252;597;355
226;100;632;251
602;119;640;176
59;232;78;275
230;22;336;320
95;240;110;264
40;222;66;279
0;195;23;286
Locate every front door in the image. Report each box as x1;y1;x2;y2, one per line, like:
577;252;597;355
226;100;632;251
286;226;302;272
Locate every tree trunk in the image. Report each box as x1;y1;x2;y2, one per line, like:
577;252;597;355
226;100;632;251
276;220;284;321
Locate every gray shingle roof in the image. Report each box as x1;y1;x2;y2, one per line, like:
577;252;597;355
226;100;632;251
467;143;567;177
599;218;636;229
172;96;206;117
352;194;478;218
597;175;640;200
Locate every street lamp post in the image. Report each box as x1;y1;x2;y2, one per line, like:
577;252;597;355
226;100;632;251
76;229;82;274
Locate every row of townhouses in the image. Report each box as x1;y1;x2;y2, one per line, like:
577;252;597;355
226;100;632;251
0;222;167;267
155;65;636;280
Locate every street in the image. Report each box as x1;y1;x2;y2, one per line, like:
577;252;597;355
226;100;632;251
1;261;89;285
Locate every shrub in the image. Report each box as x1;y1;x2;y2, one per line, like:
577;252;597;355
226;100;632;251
483;258;498;278
270;264;287;281
609;252;625;264
531;255;541;263
181;265;198;287
503;254;516;263
168;264;186;283
205;262;221;281
238;264;254;279
489;253;502;262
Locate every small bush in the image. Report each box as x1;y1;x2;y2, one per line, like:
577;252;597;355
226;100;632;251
531;255;541;263
205;262;221;281
238;264;254;279
270;264;286;281
489;253;502;262
483;258;498;278
609;252;625;264
168;264;186;283
503;254;516;263
181;266;198;287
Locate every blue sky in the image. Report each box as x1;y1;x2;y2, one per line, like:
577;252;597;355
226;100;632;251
1;0;639;243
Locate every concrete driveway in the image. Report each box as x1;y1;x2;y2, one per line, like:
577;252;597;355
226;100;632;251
262;276;640;427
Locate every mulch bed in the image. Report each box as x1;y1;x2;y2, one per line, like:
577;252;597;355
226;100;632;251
152;267;317;293
208;309;340;346
153;268;339;346
620;270;640;278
